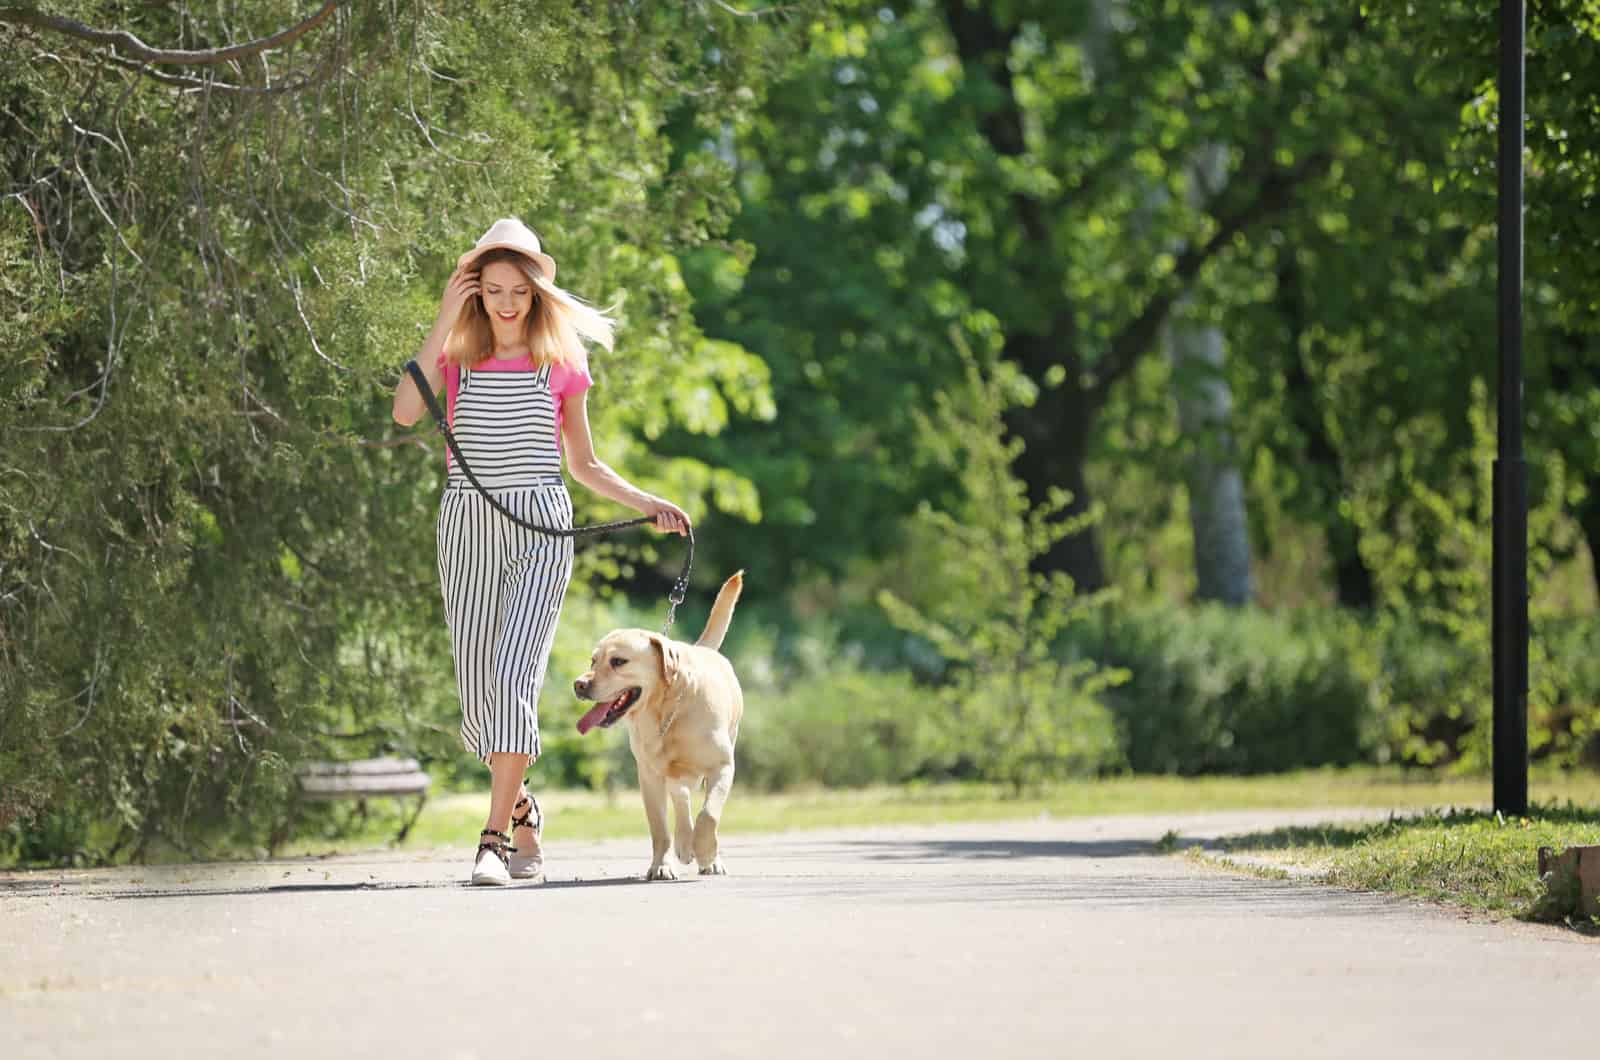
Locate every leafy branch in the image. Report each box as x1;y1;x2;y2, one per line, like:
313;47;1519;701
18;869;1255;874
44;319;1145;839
0;2;343;65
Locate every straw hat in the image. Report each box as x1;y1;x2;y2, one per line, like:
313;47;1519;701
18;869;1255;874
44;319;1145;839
456;218;557;281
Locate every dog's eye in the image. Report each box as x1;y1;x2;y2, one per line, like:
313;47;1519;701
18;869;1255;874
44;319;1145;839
609;657;626;669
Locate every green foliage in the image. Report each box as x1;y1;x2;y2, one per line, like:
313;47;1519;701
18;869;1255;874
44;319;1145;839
736;664;944;790
1068;606;1377;775
1538;617;1600;766
876;342;1125;790
5;1;1600;870
1352;381;1596;770
1368;612;1600;773
1221;0;1600;614
1063;602;1600;778
0;1;799;863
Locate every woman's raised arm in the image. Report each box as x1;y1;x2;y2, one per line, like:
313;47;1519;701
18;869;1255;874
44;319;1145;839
394;265;477;425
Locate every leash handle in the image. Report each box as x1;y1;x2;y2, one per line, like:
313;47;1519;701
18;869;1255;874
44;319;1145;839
662;537;692;634
403;358;694;627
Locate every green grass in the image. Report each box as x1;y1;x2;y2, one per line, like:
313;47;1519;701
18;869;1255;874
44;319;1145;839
1209;804;1600;923
279;766;1600;859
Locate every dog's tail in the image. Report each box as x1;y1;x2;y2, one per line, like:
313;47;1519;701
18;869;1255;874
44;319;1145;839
695;571;744;651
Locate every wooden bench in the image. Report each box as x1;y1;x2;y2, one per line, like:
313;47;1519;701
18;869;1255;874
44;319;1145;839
271;757;431;853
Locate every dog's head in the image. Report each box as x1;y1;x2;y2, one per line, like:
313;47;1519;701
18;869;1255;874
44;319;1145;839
572;629;682;735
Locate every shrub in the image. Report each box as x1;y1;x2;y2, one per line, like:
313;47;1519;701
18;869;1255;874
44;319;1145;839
1068;604;1600;777
1363;612;1600;771
1065;606;1379;775
1346;379;1596;771
735;665;945;790
876;339;1126;789
1536;617;1600;768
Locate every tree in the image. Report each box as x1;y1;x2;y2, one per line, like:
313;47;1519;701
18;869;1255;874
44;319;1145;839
1227;0;1600;606
1368;0;1600;598
0;1;798;858
689;1;1420;596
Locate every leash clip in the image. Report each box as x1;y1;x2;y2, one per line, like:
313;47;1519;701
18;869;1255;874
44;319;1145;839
661;580;688;634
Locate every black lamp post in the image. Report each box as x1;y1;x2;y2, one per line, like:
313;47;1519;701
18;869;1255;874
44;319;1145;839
1492;0;1529;816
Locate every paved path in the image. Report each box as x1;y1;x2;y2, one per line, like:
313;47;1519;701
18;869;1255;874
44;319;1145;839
3;809;1595;1059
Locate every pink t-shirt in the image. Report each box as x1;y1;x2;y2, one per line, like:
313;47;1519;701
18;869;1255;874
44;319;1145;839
436;350;593;461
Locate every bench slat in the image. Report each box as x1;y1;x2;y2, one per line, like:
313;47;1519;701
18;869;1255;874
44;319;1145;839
299;774;431;798
297;757;423;778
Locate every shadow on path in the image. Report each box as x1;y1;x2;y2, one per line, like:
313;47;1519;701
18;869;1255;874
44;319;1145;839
0;827;1428;919
0;874;662;902
736;872;1412;917
834;837;1164;861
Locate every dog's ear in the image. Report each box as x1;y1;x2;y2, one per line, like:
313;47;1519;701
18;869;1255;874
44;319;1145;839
648;634;680;685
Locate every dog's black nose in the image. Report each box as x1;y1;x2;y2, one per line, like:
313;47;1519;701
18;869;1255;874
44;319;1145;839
573;677;588;697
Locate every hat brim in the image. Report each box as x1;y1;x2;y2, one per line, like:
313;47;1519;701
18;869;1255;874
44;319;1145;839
457;243;557;282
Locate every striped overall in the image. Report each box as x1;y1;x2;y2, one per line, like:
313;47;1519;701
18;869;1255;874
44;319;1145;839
435;360;574;763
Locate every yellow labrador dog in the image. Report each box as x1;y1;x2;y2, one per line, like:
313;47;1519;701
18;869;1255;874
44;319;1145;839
573;572;744;880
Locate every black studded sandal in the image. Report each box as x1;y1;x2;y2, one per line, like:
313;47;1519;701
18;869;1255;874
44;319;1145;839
508;789;545;882
471;828;511;886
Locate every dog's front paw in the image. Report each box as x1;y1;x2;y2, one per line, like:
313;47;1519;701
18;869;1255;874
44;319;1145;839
698;858;726;876
646;862;678;882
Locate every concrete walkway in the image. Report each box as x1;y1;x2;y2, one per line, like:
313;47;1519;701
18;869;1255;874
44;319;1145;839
3;809;1595;1059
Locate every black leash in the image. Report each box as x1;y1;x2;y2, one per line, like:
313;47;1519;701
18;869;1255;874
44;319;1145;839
403;359;693;632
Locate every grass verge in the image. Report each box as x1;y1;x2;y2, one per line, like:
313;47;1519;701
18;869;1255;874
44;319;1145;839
1206;803;1600;925
279;767;1600;860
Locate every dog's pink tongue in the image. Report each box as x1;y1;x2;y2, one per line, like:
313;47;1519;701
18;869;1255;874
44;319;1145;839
576;701;612;735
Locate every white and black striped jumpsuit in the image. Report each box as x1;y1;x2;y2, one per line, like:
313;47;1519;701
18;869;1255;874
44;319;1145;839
435;360;573;763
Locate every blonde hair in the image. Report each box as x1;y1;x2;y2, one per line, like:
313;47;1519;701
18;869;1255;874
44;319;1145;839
443;248;615;368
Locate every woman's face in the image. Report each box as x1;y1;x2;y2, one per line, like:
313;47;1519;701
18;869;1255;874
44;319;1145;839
478;260;535;332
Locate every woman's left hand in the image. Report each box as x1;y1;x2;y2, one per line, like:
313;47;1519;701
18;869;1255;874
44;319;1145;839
641;497;691;537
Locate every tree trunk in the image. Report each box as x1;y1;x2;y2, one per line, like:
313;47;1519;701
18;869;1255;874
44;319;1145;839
943;0;1322;597
1576;488;1600;604
1279;261;1376;609
1166;310;1253;604
1005;335;1107;592
1166;140;1253;605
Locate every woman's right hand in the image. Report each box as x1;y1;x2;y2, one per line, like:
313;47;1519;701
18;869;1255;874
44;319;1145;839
437;263;480;323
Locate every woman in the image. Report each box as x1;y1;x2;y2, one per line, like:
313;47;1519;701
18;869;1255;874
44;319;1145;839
393;218;690;885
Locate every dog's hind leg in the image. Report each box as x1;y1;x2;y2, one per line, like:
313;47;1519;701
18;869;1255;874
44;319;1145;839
694;762;735;875
638;766;676;881
669;781;695;865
